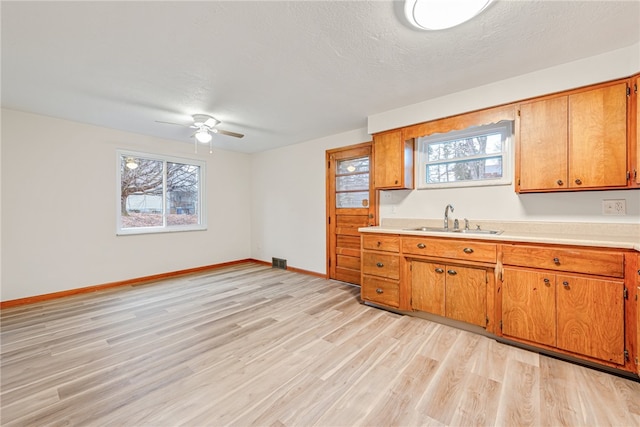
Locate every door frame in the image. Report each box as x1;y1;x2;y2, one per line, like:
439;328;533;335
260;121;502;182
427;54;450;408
326;141;377;281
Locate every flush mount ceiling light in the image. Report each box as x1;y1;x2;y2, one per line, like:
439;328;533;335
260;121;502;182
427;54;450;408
404;0;493;30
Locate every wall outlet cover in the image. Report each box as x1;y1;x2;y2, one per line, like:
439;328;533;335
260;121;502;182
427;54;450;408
602;199;626;215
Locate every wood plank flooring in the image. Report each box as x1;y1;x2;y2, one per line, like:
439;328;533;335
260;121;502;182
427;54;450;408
1;262;639;426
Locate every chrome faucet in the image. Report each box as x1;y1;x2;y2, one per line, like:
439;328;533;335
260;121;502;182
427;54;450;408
443;204;454;230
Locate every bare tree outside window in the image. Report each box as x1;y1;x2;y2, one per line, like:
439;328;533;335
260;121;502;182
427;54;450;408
416;122;513;189
117;152;206;234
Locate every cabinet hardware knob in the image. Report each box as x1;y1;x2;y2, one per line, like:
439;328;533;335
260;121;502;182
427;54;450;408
562;281;569;288
557;179;564;186
575;178;582;185
377;241;381;247
435;268;444;273
543;278;550;284
463;247;474;254
375;288;383;294
447;269;457;275
376;262;384;268
395;180;398;184
417;243;426;249
553;257;560;265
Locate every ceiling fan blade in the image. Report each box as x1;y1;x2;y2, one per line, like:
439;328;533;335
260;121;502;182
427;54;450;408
155;120;190;127
215;129;245;138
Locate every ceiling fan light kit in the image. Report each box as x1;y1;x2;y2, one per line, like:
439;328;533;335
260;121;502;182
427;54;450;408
156;113;244;153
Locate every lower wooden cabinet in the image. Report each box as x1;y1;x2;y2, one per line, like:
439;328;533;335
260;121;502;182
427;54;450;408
361;234;401;308
411;260;487;328
502;267;625;364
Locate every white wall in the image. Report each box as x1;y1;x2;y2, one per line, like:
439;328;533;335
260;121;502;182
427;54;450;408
1;109;252;301
250;128;370;274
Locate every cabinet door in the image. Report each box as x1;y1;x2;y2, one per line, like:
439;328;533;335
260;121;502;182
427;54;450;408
556;274;624;364
411;261;445;316
569;83;628;188
445;265;486;327
518;96;568;191
636;75;640;186
373;130;413;189
502;268;556;347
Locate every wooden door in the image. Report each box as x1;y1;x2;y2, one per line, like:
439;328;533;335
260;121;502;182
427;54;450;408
556;274;624;364
445;265;486;327
569;82;628;188
411;260;445;316
518;96;568;191
502;267;556;347
326;142;375;285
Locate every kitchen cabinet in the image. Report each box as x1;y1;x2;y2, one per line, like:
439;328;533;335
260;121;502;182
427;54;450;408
517;81;628;192
411;260;487;327
372;130;413;189
634;74;640;186
501;244;626;364
405;236;496;328
361;234;400;308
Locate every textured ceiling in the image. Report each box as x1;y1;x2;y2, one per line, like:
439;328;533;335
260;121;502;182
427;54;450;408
2;1;639;153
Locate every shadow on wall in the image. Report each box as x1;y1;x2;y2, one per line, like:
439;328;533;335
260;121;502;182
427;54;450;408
517;191;640;219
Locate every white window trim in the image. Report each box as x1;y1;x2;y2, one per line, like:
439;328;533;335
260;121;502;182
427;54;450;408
116;150;207;235
415;121;513;189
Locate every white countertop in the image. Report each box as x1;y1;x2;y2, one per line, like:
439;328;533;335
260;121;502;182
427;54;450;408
359;219;640;251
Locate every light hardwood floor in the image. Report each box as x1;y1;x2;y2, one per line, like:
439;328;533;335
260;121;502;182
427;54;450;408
1;262;639;426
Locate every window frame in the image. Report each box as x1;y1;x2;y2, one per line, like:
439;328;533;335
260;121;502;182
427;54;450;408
415;121;513;189
116;150;207;235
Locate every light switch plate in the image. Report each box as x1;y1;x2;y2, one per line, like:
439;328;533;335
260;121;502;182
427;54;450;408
602;199;626;215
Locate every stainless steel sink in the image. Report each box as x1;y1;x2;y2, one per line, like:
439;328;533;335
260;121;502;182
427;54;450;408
454;229;503;235
404;226;450;232
404;226;503;235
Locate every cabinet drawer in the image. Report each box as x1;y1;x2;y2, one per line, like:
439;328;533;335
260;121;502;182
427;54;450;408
402;237;497;263
501;245;624;278
362;234;400;252
362;276;399;308
362;252;400;279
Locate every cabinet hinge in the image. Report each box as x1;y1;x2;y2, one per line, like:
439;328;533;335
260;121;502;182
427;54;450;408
627;86;631;96
328;258;331;267
486;316;489;326
624;349;629;361
623;287;628;299
517;109;521;117
328;160;331;168
635;83;638;94
627;171;631;181
328;217;331;224
500;320;503;331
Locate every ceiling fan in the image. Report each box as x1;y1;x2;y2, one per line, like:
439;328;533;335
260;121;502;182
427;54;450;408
156;114;244;151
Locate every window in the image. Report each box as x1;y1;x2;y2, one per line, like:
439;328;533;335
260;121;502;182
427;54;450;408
335;156;370;208
416;121;513;189
117;150;206;235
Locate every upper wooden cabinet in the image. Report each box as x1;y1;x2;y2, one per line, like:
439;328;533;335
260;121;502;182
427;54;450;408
633;75;640;187
372;130;414;189
517;81;629;192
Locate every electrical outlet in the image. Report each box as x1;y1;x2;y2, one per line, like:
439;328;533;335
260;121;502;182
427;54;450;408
602;199;626;215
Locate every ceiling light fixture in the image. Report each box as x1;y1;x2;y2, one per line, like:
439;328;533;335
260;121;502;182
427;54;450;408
195;128;213;143
404;0;493;30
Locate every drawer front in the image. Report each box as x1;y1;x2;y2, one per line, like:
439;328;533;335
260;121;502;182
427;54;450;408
501;245;624;278
362;234;400;252
402;237;497;263
361;276;399;308
362;252;400;279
